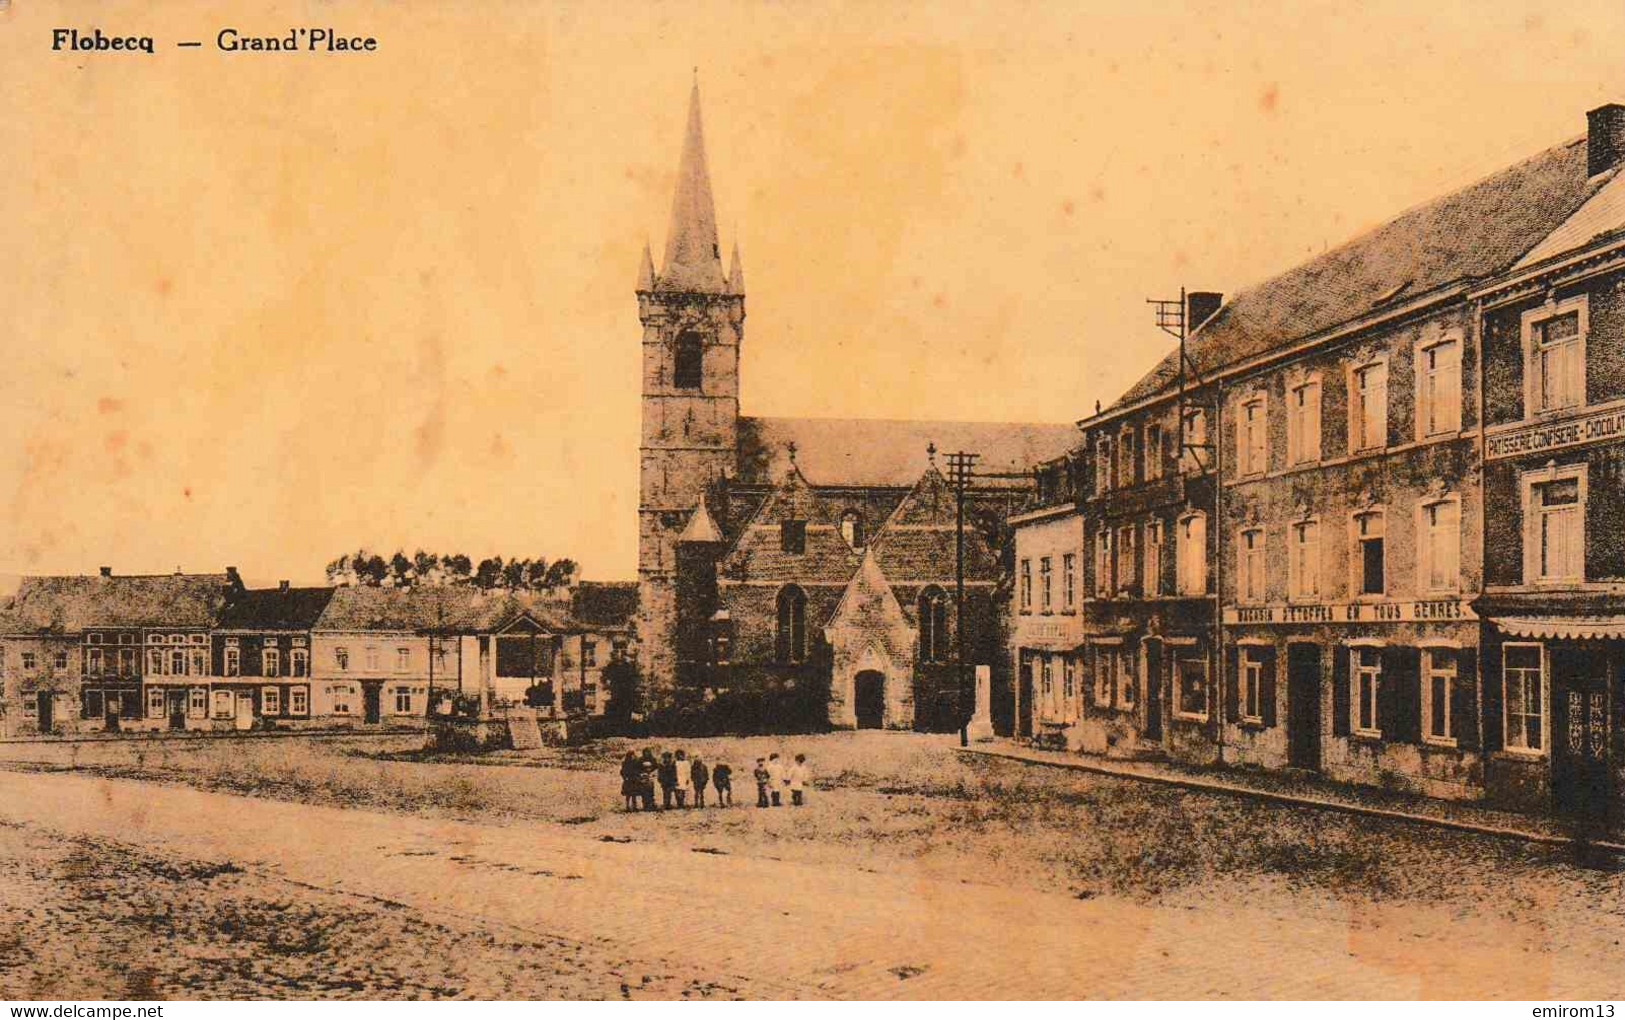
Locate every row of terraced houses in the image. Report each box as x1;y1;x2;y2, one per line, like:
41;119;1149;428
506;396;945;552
0;571;636;736
1010;103;1625;823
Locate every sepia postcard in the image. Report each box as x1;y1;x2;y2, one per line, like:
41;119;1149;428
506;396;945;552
3;0;1625;1008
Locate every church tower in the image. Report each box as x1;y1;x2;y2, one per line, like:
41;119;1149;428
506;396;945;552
636;81;745;706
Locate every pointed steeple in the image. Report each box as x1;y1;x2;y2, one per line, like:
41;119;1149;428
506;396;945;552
727;240;745;295
657;80;727;294
637;241;656;291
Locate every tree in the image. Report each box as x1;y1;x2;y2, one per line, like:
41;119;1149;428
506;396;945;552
388;551;414;587
473;557;504;590
324;554;354;586
356;554;389;586
412;550;441;586
443;554;473;584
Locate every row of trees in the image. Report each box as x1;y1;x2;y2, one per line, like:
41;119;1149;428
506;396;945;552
324;550;579;592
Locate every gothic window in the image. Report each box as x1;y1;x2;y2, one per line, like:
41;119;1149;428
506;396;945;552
776;586;807;664
919;588;949;664
674;331;704;389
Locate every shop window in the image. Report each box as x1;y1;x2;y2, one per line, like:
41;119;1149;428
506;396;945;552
1352;646;1383;738
1422;648;1457;746
1176;652;1208;720
1503;643;1545;754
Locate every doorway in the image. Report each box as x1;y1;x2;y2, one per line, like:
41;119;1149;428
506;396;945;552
854;671;885;729
363;683;383;725
168;690;187;731
1552;646;1612;824
1017;655;1035;739
1143;639;1164;743
36;692;52;732
1287;643;1322;771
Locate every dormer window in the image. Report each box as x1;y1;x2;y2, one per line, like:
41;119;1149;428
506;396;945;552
839;511;863;549
780;520;807;555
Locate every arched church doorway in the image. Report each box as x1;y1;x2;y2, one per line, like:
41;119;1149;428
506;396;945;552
854;671;886;729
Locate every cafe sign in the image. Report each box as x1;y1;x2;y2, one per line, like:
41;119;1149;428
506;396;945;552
1485;404;1625;460
1223;598;1478;626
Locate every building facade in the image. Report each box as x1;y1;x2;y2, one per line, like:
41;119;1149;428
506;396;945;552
1476;113;1625;819
1010;104;1625;819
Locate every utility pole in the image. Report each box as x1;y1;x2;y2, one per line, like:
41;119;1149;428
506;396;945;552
945;450;980;747
1147;288;1222;752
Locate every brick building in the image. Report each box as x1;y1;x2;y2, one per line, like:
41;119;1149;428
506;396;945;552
1476;105;1625;820
1011;103;1625;816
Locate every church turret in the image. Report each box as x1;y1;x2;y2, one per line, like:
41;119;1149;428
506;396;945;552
727;241;745;296
636;80;746;709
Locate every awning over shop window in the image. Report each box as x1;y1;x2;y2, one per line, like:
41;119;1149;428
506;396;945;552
1491;616;1625;640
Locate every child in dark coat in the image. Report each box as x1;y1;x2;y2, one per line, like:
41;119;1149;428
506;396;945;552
713;762;733;807
690;757;710;808
658;752;678;811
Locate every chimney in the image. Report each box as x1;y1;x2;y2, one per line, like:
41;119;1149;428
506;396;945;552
1588;104;1625;177
99;566;112;578
279;580;290;593
1187;292;1224;332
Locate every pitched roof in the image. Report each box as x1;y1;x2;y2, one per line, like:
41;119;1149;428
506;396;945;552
654;82;727;294
869;468;1002;584
1109;136;1608;411
313;585;603;634
718;466;865;585
824;549;911;640
215;587;337;632
737;415;1078;487
1516;165;1625;268
0;573;234;634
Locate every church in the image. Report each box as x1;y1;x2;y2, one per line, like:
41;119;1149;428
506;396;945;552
635;84;1077;732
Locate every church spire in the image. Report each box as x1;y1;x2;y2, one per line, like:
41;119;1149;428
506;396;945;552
727;240;745;294
657;79;727;294
637;240;656;291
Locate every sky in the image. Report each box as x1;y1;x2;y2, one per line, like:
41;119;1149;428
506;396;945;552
3;0;1624;588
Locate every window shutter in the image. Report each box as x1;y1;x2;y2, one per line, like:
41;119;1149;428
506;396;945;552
1453;647;1480;750
1386;646;1422;744
1224;646;1240;724
1332;646;1351;737
1261;647;1278;728
1480;644;1503;753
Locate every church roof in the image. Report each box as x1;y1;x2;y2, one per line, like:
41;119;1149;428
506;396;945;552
654;82;728;295
736;416;1078;488
1108;136;1608;413
869;468;1002;585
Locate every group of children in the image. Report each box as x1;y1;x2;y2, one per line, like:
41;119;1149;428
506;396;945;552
617;749;811;811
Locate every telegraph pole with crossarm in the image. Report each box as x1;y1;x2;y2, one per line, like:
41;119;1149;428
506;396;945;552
944;450;980;747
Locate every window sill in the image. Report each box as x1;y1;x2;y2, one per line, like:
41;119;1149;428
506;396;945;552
1236;717;1268;731
1493;748;1547;763
1422;737;1461;752
1351;730;1384;745
1173;712;1210;724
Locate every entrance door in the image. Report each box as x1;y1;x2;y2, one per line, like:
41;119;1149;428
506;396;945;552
36;692;52;732
168;691;187;731
1552;646;1611;824
1143;639;1164;742
1017;656;1035;738
1287;643;1322;771
854;671;885;729
234;693;255;731
363;683;383;725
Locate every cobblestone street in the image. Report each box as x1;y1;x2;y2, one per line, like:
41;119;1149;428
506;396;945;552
0;733;1621;998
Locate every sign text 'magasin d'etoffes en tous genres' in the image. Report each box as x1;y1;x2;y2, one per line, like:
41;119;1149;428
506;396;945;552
51;27;379;55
